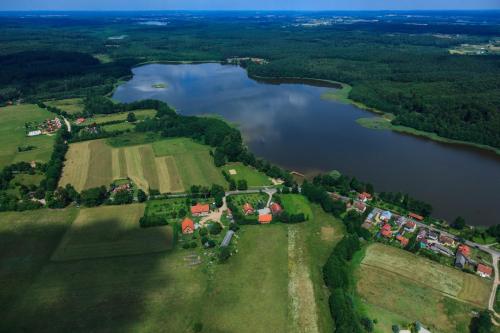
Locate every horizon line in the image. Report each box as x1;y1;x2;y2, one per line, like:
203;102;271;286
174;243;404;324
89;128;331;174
1;9;499;12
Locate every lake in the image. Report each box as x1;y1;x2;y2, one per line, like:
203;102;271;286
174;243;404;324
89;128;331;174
113;63;500;226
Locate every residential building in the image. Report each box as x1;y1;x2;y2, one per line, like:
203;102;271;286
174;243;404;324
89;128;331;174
191;203;210;216
477;264;493;278
181;218;195;234
243;203;254;215
428;231;439;241
430;243;454;257
358;192;372;202
458;244;471;257
404;221;417;233
417;229;427;240
396;234;409;247
354;201;366;213
439;235;456;247
27;130;41;137
258;207;271;216
258;214;272;224
380;210;392;222
270;202;283;215
381;229;392;238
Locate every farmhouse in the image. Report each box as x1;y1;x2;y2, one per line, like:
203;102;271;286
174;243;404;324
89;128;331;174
258;214;272;224
270;202;283;215
477;264;493;278
75;117;86;124
243;203;254;215
191;203;210;216
404;221;416;232
27;130;42;137
182;218;195;234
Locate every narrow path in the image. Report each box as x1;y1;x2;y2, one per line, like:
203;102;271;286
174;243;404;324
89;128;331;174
488;253;499;324
199;196;227;227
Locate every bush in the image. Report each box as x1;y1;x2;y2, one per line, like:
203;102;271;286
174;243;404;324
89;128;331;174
209;222;222;235
219;246;231;262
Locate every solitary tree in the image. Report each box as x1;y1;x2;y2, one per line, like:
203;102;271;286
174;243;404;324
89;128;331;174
127;112;137;122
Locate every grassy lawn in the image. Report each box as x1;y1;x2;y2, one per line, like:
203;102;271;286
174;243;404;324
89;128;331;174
221;162;272;187
229;193;269;212
201;224;289;332
281;194;314;219
45;98;84;115
51;204;173;261
0;104;56;168
320;82;352;104
103;122;135;131
356;243;490;333
11;173;45;186
60;137;223;193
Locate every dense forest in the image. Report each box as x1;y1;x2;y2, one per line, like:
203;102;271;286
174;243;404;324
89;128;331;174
0;12;499;148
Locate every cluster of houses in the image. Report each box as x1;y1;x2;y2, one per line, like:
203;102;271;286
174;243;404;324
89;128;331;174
27;117;62;136
110;182;131;193
364;206;493;279
242;201;283;224
226;57;268;65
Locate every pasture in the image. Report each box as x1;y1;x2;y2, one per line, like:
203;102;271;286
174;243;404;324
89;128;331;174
221;162;272;187
356;243;491;333
60;137;225;193
0;104;55;168
45;98;84;115
51;204;172;261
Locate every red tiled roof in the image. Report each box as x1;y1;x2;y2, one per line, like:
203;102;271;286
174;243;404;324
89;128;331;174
258;214;272;224
381;229;392;238
181;218;194;233
191;203;210;215
382;224;391;231
354;202;366;211
358;192;372;200
409;212;424;221
405;221;416;228
270;203;282;214
458;244;471;257
477;264;493;276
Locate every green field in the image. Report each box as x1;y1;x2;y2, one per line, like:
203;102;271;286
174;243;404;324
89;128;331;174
51;204;173;261
356;243;491;333
83;109;157;125
221;162;272;187
144;198;188;222
60;137;225;193
1;196;344;332
281;194;314;219
102;122;135;131
0;104;56;168
45;98;85;115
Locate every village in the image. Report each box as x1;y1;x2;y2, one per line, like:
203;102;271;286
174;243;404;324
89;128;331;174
26;117;62;137
348;191;495;280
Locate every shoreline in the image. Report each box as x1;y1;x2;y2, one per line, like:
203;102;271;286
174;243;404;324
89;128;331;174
112;61;500;156
249;73;500;157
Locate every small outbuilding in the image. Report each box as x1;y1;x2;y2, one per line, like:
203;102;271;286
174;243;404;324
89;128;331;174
181;218;195;234
258;214;272;224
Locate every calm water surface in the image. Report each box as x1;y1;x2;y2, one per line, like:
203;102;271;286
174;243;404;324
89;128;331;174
113;63;500;226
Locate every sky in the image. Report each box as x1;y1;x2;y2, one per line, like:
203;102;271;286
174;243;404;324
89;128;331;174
0;0;499;11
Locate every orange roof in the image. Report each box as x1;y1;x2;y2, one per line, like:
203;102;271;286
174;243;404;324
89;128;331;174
191;203;210;214
477;264;493;276
181;218;194;233
396;235;409;246
382;224;391;231
258;214;272;224
458;244;471;257
409;212;424;221
243;203;254;213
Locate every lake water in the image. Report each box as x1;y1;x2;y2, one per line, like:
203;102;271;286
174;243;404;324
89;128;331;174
113;63;500;226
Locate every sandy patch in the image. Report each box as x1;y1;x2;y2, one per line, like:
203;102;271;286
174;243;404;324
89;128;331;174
229;169;237;175
321;226;334;241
